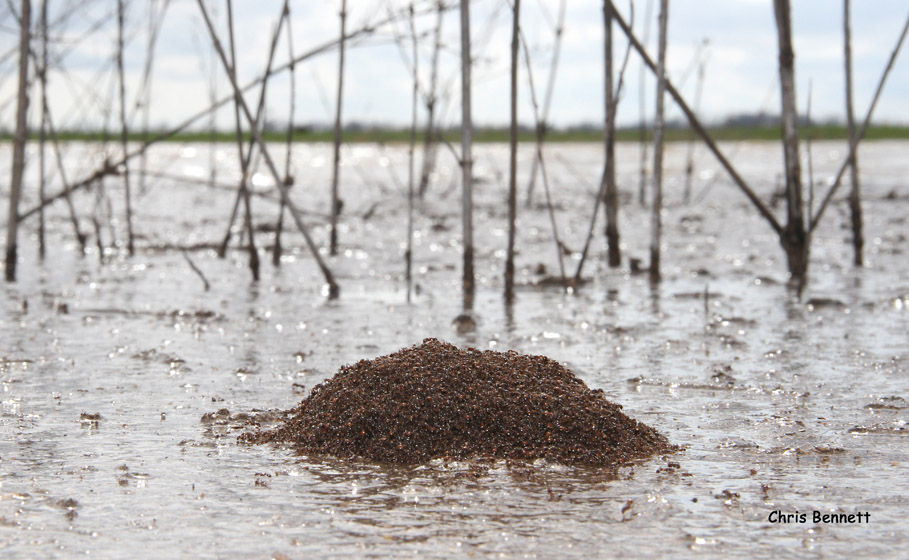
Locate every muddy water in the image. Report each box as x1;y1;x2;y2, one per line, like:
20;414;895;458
1;141;907;558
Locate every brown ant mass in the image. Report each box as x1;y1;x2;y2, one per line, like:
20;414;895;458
240;338;673;466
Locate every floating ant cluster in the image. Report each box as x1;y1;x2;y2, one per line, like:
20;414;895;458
241;338;673;466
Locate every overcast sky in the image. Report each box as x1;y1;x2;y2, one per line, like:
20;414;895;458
1;0;907;131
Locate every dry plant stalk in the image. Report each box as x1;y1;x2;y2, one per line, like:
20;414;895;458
460;0;475;296
406;3;418;302
219;0;289;264
5;0;30;282
637;0;655;207
683;39;708;204
810;10;909;233
649;0;668;283
418;1;445;199
226;0;260;281
505;0;521;301
329;0;348;256
523;0;566;208
195;0;339;297
773;0;809;284
275;1;296;267
603;0;621;269
117;0;135;256
18;8;415;223
607;5;782;245
573;1;633;282
843;0;863;266
37;0;48;259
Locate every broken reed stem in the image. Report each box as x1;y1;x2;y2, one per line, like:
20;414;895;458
417;0;445;199
843;0;863;266
805;80;815;233
575;0;634;281
683;39;708;204
607;1;783;237
460;0;475;296
275;1;295;267
39;95;88;250
649;0;668;284
137;0;170;197
117;0;135;256
18;30;90;250
18;6;426;224
574;0;618;282
5;0;29;282
208;0;218;189
523;0;566;208
37;0;48;259
603;0;621;269
515;18;567;289
637;0;654;207
810;9;909;235
91;215;105;264
218;1;289;260
329;0;348;257
505;0;520;301
613;0;635;101
573;166;607;283
773;0;809;282
226;0;260;282
406;3;418;303
182;249;211;291
195;0;339;297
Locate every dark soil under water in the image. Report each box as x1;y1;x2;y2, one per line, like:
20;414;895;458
241;338;674;466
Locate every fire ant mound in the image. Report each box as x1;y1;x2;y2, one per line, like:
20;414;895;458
240;338;673;467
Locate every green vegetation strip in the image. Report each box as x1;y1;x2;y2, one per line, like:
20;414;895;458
3;125;909;144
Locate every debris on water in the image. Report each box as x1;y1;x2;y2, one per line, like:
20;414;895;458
240;338;674;467
56;498;80;520
848;422;907;435
200;408;285;428
79;412;102;428
452;314;477;334
710;364;736;386
201;408;232;425
131;348;187;366
806;297;848;310
714;489;740;505
864;396;907;411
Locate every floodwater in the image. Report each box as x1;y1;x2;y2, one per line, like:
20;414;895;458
1;140;907;558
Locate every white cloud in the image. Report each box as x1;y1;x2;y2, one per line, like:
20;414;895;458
1;0;907;131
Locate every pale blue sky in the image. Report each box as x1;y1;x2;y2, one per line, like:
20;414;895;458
1;0;907;131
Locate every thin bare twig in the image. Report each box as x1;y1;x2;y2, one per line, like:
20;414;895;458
406;2;418;303
505;0;520;300
116;0;135;255
274;0;295;267
517;14;567;289
195;0;339;297
329;0;348;256
649;0;668;283
182;249;211;291
460;0;475;296
574;0;634;280
607;0;783;236
523;0;566;208
810;8;909;234
5;0;29;282
843;0;862;265
226;0;260;281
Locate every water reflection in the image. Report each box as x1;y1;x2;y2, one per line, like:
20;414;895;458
1;141;907;558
